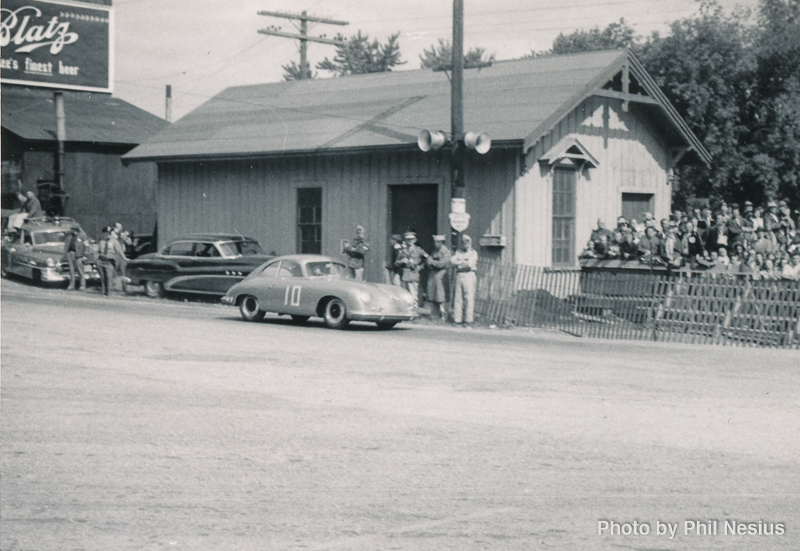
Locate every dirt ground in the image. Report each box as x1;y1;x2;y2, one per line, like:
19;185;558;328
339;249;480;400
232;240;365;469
1;278;798;550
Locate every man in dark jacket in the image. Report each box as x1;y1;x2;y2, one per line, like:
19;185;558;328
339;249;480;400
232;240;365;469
62;227;87;290
425;235;451;321
23;191;43;219
343;224;369;281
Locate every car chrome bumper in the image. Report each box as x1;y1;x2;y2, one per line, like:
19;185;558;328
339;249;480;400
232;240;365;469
349;311;416;323
221;295;235;305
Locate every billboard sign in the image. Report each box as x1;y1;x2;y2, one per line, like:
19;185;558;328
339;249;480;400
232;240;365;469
1;0;112;93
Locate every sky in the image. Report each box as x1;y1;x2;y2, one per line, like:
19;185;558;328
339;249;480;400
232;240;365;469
112;0;760;121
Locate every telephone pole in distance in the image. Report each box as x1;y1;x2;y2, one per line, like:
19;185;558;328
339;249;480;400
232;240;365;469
258;10;349;79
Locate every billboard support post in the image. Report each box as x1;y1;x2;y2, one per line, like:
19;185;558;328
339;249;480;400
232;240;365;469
55;91;66;192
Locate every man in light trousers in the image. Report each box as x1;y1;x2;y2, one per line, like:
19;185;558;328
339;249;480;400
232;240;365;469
450;234;478;326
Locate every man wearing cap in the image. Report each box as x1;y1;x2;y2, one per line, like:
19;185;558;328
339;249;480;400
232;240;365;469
396;231;427;307
425;235;452;321
450;234;479;326
343;224;370;281
96;226;119;296
61;226;87;291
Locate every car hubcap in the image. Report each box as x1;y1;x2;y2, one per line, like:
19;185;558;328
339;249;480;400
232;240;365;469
328;301;343;322
243;297;258;315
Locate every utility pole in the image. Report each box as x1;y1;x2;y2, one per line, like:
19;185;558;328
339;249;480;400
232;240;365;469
54;91;66;192
257;10;349;79
165;84;172;123
451;0;465;200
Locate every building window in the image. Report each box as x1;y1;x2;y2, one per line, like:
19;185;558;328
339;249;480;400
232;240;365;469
552;167;577;266
622;193;654;225
297;187;321;254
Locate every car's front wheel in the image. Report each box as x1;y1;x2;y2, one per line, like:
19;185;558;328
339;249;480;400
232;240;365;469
144;280;164;298
240;295;266;322
323;298;349;329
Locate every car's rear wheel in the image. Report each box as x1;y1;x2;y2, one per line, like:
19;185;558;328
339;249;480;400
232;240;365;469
291;315;310;323
323;298;349;329
240;295;266;322
376;321;398;330
144;280;164;298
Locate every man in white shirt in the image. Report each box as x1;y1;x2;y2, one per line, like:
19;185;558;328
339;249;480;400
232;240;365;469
450;234;479;326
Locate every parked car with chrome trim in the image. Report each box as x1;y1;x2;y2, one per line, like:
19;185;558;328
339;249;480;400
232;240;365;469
222;254;417;329
1;217;99;285
125;234;274;298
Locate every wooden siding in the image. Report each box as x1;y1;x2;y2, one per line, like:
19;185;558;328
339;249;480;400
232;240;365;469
157;147;519;282
516;96;671;267
20;146;157;239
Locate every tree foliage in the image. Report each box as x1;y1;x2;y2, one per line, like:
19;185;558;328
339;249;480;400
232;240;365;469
282;61;315;81
539;1;800;211
316;31;405;76
548;19;637;55
419;38;496;70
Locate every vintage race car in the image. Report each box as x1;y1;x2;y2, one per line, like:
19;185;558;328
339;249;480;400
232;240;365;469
125;234;274;298
222;254;417;329
1;217;99;285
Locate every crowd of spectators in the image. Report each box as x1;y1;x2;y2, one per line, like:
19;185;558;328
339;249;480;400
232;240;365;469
580;199;800;280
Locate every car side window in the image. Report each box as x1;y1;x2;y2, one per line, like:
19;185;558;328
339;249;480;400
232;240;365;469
164;242;194;256
193;243;219;258
259;262;280;277
278;260;302;278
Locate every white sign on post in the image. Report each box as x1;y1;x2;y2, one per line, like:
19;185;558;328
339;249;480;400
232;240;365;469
449;212;470;232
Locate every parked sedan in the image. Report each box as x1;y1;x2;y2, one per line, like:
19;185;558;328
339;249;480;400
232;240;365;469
125;234;274;297
222;255;417;329
1;217;98;285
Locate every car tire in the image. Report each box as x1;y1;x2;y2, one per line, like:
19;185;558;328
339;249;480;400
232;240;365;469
144;280;164;298
323;298;349;329
32;269;42;285
376;321;398;330
240;295;266;322
291;315;310;323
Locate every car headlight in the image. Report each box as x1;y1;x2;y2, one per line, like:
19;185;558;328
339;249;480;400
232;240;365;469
46;258;56;268
356;291;372;304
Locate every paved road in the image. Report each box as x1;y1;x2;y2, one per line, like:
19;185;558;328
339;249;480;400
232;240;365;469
1;278;798;550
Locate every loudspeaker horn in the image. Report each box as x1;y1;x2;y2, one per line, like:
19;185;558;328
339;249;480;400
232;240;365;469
464;131;491;154
418;129;447;152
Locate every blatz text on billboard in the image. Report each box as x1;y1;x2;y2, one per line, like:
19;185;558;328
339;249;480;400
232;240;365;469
1;0;112;93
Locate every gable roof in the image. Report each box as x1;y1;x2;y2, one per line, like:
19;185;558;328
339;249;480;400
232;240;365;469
123;49;709;165
1;85;168;146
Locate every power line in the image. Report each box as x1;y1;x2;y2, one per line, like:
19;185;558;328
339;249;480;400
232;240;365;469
258;10;349;80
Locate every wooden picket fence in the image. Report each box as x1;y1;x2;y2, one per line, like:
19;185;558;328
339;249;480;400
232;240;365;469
471;259;800;349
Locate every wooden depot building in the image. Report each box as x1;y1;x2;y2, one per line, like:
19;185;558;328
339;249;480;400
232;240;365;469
123;49;710;280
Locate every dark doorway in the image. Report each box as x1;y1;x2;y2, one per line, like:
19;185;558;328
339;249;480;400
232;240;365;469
389;184;438;254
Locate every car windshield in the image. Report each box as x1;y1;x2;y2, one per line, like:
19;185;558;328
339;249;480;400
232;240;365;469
218;240;266;257
305;261;348;277
32;230;69;246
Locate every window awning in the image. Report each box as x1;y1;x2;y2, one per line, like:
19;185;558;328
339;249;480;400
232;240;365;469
539;135;599;168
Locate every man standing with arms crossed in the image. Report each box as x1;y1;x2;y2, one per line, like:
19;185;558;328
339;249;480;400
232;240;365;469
450;234;478;326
